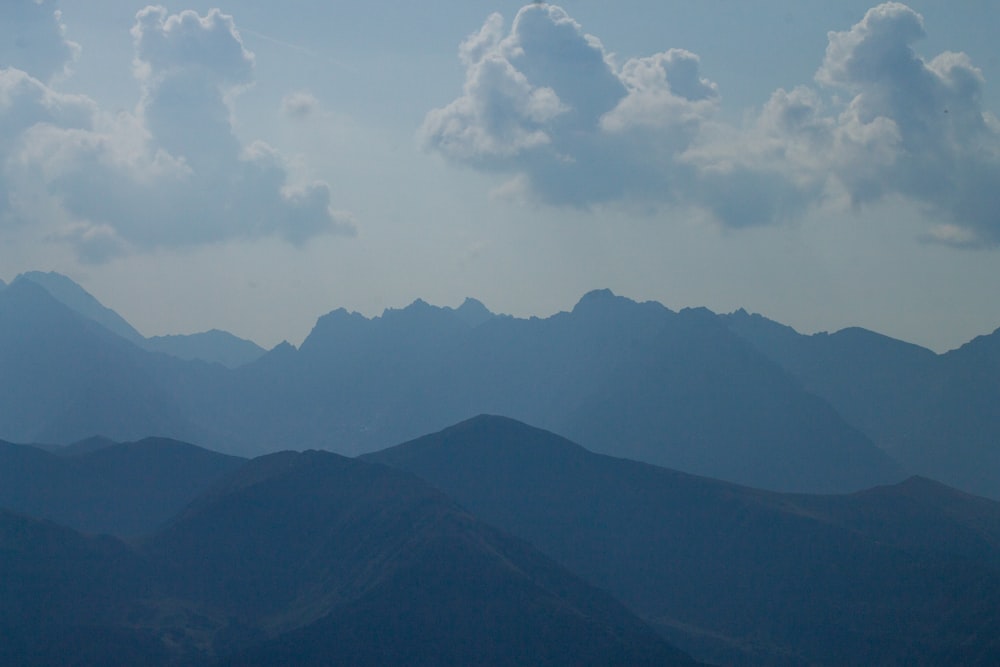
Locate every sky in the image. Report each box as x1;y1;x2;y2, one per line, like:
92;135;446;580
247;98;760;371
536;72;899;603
2;0;999;352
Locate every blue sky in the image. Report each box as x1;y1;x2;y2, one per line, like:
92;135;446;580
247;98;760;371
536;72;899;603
2;1;999;351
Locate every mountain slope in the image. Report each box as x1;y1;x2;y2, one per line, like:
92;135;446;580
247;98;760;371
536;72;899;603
556;303;898;492
15;271;265;367
724;309;1000;498
369;415;1000;666
15;271;145;344
147;449;696;666
0;510;165;667
0;437;245;536
0;280;201;445
1;446;699;665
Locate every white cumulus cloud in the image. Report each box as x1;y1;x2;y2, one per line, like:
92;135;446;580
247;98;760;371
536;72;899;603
0;2;354;262
423;2;1000;247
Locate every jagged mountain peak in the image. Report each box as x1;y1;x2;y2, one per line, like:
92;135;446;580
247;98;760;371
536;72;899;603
454;296;494;327
572;288;633;313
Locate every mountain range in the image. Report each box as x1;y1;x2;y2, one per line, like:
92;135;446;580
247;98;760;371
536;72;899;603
0;435;243;536
1;272;998;498
724;309;1000;498
12;272;265;368
370;415;1000;666
0;434;697;666
3;418;1000;665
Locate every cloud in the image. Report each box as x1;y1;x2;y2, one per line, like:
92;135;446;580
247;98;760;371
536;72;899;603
421;4;633;205
420;4;756;211
132;6;254;88
281;91;320;119
0;3;354;261
813;2;1000;245
424;2;1000;247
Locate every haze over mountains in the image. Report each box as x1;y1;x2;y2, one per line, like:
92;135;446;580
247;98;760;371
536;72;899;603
2;271;998;497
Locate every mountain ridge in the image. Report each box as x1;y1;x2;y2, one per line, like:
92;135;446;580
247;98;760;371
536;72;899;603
0;435;244;536
14;271;265;368
368;414;1000;666
0;442;700;666
723;307;1000;498
4;271;999;497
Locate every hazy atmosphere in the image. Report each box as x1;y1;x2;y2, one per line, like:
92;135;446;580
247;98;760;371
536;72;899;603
6;5;1000;664
3;0;1000;351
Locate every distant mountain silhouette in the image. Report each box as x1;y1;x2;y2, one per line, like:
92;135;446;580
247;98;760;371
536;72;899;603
7;273;1000;496
56;435;119;456
234;288;896;491
0;280;204;445
15;271;264;367
370;415;1000;666
451;296;495;327
0;281;901;492
0;436;244;536
724;309;1000;498
15;271;145;344
0;447;698;666
144;329;265;368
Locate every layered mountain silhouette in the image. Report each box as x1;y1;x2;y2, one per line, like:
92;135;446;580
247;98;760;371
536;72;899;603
0;279;204;445
369;415;1000;666
0;444;697;667
13;271;145;344
222;288;898;492
142;329;267;368
12;272;265;368
4;416;997;665
0;436;244;536
2;271;999;496
724;309;1000;498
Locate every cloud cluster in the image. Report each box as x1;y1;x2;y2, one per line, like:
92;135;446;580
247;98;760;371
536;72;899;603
0;2;353;261
814;2;1000;245
423;2;1000;247
422;4;713;207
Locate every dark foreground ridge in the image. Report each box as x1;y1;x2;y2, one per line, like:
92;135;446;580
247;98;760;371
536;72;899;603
0;436;245;536
369;414;1000;666
0;443;698;667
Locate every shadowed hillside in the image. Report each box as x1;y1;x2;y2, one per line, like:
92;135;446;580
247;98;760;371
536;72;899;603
725;309;1000;498
0;444;698;666
370;415;1000;666
0;436;245;536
